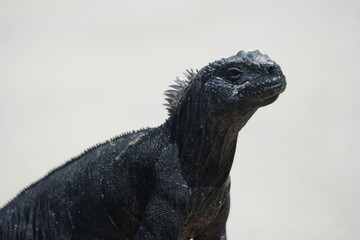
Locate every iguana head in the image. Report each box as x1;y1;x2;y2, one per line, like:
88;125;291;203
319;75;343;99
165;50;286;117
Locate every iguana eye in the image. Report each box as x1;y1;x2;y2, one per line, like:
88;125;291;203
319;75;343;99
226;67;243;80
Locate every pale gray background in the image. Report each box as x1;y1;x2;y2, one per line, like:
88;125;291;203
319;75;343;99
1;0;359;239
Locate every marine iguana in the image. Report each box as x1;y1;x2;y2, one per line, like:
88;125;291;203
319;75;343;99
0;50;286;240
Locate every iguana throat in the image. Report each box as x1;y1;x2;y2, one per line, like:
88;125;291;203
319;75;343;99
166;104;257;187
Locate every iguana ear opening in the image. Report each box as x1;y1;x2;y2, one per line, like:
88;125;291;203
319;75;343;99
164;69;198;116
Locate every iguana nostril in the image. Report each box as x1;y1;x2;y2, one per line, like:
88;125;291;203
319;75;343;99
268;65;275;74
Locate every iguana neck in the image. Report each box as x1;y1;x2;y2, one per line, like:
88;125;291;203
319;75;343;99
166;97;257;187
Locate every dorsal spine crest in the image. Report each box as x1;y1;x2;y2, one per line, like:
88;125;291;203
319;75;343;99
164;69;198;115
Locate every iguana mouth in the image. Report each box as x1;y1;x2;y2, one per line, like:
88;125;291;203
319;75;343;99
240;74;286;101
259;75;286;100
263;79;286;93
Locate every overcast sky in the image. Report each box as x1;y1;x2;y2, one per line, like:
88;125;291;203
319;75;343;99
0;0;360;239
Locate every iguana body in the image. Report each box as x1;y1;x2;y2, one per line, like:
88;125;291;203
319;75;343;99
0;50;286;240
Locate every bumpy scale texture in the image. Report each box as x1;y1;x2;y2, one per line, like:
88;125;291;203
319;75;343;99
0;50;286;240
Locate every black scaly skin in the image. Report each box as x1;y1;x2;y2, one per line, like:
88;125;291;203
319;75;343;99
0;50;286;240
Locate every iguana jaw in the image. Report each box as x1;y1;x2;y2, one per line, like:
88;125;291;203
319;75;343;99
241;72;286;106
